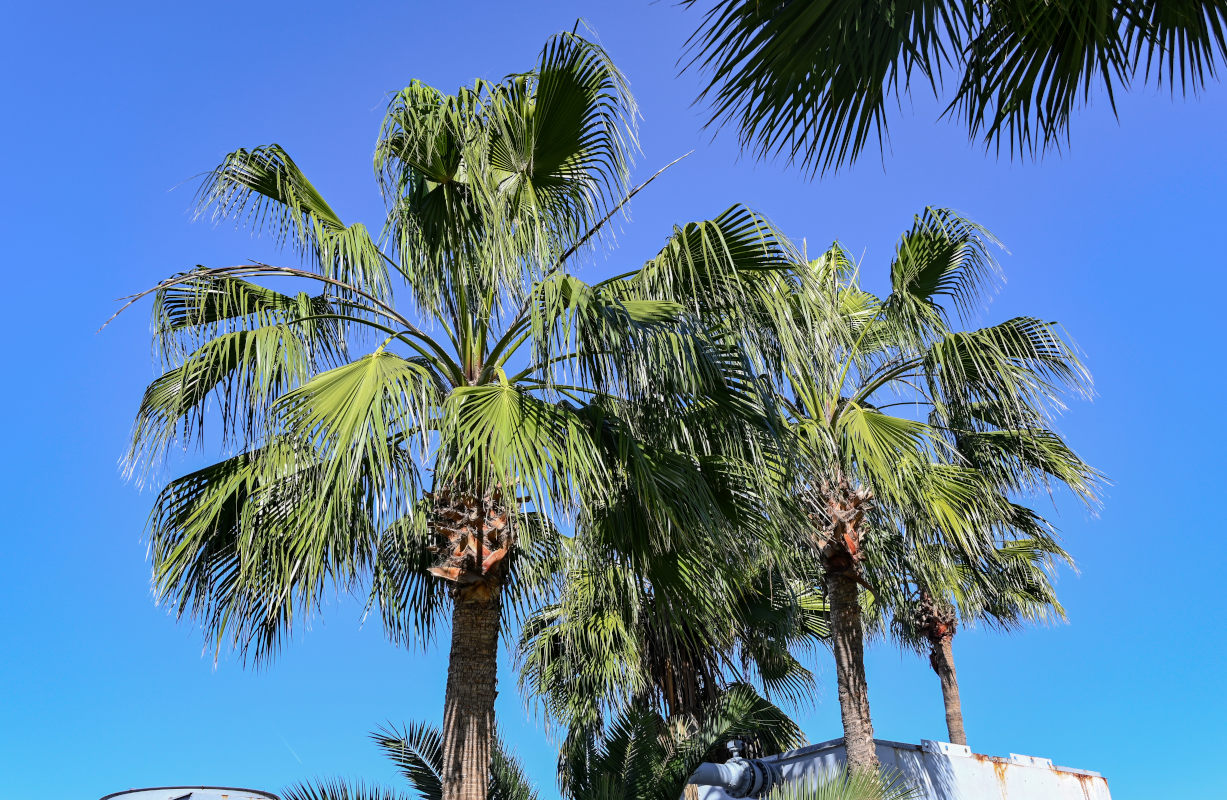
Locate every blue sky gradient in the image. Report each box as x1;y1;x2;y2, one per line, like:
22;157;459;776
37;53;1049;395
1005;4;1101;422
1;3;1224;799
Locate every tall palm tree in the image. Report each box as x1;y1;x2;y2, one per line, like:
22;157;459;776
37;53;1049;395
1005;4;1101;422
517;403;828;738
891;533;1073;747
118;32;807;800
883;337;1100;746
684;1;1227;173
774;209;1095;770
876;382;1099;746
860;510;1073;747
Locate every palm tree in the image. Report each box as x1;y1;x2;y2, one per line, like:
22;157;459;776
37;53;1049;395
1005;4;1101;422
881;340;1101;746
684;0;1227;173
517;415;829;737
880;526;1074;746
117;32;807;800
773;209;1095;770
519;536;828;738
876;386;1098;747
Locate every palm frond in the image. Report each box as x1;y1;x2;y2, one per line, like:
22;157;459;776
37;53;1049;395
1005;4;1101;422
126;321;320;476
151;270;346;363
371;721;538;800
372;722;444;800
269;350;439;516
198;144;391;298
685;0;966;174
437;383;607;519
147;438;389;663
763;767;919;800
884;208;1002;333
622;204;818;381
684;0;1227;170
282;779;411;800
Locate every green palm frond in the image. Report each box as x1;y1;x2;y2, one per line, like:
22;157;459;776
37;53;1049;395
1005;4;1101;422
371;721;538;800
151;271;346;362
560;684;804;800
684;0;966;174
923;316;1091;424
437;383;607;518
147;438;389;662
377;31;637;322
885;208;1002;333
198;144;391;298
368;502;449;648
684;0;1227;172
526;273;701;398
622;204;818;379
127;322;318;475
763;768;919;800
518;431;820;731
483;29;637;264
373;722;444;800
282;780;411;800
954;427;1101;501
271;349;439;491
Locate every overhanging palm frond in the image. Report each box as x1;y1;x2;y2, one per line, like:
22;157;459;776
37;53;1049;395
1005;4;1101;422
683;0;1227;171
684;0;966;174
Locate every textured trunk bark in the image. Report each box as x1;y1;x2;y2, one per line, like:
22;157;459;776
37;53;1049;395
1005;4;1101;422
930;636;967;746
441;584;502;800
827;569;878;772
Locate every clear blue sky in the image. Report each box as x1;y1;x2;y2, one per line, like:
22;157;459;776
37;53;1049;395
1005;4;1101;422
2;2;1224;799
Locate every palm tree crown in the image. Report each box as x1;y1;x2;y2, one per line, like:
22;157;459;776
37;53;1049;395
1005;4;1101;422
120;31;810;800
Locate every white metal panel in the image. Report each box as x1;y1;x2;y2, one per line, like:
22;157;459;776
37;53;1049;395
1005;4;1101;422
694;738;1111;800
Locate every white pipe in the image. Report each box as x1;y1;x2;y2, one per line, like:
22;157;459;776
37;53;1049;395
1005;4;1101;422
688;761;749;788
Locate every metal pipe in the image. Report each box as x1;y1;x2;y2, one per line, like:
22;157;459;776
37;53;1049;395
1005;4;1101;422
686;743;781;799
688;762;748;788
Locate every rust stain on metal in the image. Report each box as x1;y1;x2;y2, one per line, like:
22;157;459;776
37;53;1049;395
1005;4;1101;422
1073;771;1108;800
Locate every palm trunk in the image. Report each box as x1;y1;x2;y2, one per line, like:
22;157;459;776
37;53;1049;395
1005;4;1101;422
827;569;878;772
441;583;502;800
929;635;967;746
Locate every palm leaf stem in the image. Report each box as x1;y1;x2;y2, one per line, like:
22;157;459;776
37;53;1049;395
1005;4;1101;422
548;151;694;276
847;359;924;409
